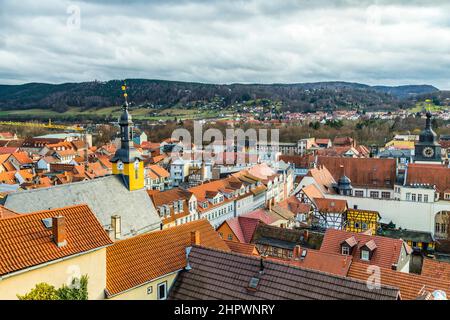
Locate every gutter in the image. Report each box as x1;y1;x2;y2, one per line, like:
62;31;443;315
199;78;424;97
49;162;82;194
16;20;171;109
0;245;111;282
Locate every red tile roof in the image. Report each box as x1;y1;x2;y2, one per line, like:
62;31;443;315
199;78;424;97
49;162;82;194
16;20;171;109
106;219;229;296
224;217;262;243
320;229;410;270
0;204;112;276
0;147;19;154
333;137;354;147
348;261;450;300
406;164;450;198
279;154;314;168
277;195;311;214
421;258;450;282
241;209;278;224
268;247;353;277
317;156;396;189
313;198;347;213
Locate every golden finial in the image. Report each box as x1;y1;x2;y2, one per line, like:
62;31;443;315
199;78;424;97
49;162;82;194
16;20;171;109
122;80;128;102
121;80;129;108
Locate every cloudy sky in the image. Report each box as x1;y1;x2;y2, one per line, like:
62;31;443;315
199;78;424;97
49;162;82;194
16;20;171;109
0;0;449;88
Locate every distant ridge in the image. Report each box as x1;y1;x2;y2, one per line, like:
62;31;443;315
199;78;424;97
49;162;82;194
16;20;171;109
0;79;439;112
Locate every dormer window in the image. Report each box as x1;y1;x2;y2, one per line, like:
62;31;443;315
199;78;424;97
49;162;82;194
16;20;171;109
341;246;350;255
360;240;377;261
340;236;357;256
361;250;370;261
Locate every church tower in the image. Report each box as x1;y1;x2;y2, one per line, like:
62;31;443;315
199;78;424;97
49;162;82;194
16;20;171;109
414;112;442;164
111;82;145;190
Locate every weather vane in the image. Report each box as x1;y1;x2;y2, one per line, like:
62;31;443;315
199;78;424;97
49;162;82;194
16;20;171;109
121;80;128;106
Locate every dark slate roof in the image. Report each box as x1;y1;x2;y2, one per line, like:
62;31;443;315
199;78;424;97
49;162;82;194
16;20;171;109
381;229;435;243
378;149;413;158
169;246;400;300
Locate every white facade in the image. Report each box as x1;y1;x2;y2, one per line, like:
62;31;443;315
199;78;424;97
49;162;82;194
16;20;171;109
201;201;235;229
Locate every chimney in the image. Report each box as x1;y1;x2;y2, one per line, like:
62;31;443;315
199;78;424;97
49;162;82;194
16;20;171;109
303;230;309;242
52;215;67;247
190;230;201;246
259;256;265;274
293;245;301;260
111;215;121;240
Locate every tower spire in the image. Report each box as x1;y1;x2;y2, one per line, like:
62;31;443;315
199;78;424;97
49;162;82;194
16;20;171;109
110;81;145;190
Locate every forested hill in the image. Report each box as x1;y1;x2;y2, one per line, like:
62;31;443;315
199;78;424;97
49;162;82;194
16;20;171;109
0;79;439;112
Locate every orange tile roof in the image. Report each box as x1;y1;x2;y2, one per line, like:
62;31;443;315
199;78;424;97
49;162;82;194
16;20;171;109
17;169;34;182
148;164;170;178
348;261;450;300
148;188;193;225
0;171;17;184
0;204;113;276
0;205;18;219
302;184;324;200
96;155;113;170
106;219;230;296
2;161;15;172
0;153;11;164
320;229;409;270
421;258;450;282
305;166;337;194
224;240;259;256
189;176;250;212
47;141;74;150
11;152;33;164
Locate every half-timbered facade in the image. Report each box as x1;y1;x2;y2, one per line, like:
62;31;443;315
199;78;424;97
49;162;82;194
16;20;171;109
345;208;381;233
311;198;348;230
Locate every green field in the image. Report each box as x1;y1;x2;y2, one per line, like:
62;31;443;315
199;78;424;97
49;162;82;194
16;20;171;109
408;101;448;113
0;107;222;121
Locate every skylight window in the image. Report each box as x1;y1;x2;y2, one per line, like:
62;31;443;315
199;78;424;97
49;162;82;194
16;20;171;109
248;277;260;289
41;218;52;229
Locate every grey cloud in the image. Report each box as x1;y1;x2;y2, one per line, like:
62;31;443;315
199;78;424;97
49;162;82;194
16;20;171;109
0;0;449;88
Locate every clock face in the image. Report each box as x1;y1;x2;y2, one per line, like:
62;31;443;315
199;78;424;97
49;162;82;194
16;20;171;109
117;160;124;171
134;159;140;169
423;147;434;158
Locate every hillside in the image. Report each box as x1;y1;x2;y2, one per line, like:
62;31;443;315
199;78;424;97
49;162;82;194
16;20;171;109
0;79;439;113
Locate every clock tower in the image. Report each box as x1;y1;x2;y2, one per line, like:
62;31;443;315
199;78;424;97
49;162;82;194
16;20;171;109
414;112;441;164
111;83;145;191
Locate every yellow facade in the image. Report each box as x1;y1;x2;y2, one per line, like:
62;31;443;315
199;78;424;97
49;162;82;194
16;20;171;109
384;140;415;150
112;161;144;191
345;209;379;233
108;272;178;300
0;249;107;300
406;240;435;251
